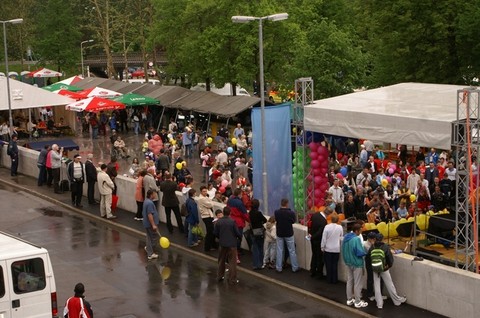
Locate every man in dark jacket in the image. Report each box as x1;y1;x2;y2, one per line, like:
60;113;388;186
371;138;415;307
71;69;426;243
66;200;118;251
155;148;170;177
160;172;184;234
214;206;242;284
308;207;332;278
67;154;85;207
368;234;407;309
7;134;19;176
37;144;49;186
274;198;299;273
85;153;98;205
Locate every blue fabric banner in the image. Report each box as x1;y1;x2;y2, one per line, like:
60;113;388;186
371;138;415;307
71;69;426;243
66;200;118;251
252;103;293;215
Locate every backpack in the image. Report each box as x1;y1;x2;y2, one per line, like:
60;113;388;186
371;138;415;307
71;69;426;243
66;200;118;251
370;247;386;273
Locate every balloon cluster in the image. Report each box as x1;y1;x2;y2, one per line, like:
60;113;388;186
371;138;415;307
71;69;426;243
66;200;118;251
307;142;329;209
292;146;309;212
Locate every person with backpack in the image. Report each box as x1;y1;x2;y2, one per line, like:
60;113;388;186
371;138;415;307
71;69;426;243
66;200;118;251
342;223;368;308
368;233;407;309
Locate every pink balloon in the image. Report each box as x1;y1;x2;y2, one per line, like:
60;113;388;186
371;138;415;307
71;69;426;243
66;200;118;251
314;176;323;185
320;160;329;168
390;164;397;171
313;168;322;175
386;176;392;183
307;185;313;192
309;151;318;159
307;199;313;208
317;146;328;156
306;175;313;181
309;142;319;152
311;160;320;169
336;173;344;179
320;183;329;191
219;186;226;193
320;167;328;175
388;168;394;174
221;180;229;187
317;155;325;162
314;189;323;198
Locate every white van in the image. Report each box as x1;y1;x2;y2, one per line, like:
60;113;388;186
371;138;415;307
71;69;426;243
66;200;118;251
0;232;58;318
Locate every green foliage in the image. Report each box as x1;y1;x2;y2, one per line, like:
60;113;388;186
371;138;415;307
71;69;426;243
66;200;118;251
33;0;82;73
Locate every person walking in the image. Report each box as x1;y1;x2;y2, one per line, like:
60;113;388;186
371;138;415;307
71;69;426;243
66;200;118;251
274;198;299;273
159;172;185;234
368;233;407;309
197;185;216;251
37;144;49;186
134;170;147;221
321;212;343;284
214;206;242;284
308;207;332;278
46;146;53;187
185;189;200;247
50;144;63;193
143;170;159;207
85;154;98;205
67;154;85;207
342;223;368;308
155;148;170;177
7;134;19;176
97;163;116;219
143;189;161;260
249;199;267;270
63;282;93;318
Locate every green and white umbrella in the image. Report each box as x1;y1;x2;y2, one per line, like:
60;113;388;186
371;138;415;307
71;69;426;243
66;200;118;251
43;82;83;93
112;93;160;106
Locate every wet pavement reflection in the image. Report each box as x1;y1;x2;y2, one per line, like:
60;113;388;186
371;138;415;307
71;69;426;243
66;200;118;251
0;186;359;318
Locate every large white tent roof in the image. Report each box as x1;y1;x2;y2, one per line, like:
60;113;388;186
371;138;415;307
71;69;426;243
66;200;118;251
0;77;74;111
304;82;470;149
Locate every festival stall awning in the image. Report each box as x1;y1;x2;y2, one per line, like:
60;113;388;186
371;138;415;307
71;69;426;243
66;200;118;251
304;83;466;149
65;97;125;112
57;75;84;85
28;67;62;78
0;78;74;111
77;86;122;99
57;89;86;100
112;93;160;106
43;83;82;93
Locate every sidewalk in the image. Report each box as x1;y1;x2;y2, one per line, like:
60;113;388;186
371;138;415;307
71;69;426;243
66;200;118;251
0;168;445;318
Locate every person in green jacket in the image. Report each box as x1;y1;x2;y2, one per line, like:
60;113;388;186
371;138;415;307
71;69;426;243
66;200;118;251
342;223;368;308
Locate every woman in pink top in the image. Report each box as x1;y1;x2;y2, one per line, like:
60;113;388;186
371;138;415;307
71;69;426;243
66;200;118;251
46;149;53;187
134;170;147;220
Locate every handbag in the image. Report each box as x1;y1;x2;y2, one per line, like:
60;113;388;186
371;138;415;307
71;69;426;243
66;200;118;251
191;225;204;238
111;194;119;213
252;227;265;237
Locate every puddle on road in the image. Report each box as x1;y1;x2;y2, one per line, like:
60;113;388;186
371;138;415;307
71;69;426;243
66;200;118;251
38;206;64;217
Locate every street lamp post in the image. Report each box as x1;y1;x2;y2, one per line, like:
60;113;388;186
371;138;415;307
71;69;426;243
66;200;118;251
80;39;94;77
232;13;288;214
1;18;23;135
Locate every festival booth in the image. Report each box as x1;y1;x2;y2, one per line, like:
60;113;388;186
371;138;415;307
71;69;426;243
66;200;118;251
302;82;478;318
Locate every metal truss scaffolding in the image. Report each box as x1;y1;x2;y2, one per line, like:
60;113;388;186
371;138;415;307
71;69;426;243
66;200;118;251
453;88;480;272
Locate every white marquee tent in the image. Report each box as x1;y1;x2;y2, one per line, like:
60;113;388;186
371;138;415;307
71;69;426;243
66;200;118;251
0;77;74;111
304;82;471;149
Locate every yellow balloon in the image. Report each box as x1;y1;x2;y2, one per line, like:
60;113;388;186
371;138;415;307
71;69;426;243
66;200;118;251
231;138;237;145
161;266;171;280
175;162;182;170
292;127;297;134
377;222;388;237
207;137;213;144
171;140;177;145
381;179;388;187
160;236;170;249
416;214;428;231
410;194;416;202
387;222;398;238
169;138;174;143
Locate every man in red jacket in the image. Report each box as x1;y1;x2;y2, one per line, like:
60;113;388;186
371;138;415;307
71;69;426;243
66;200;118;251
63;283;93;318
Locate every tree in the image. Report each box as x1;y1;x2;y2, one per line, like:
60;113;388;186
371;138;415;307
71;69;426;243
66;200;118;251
33;0;82;73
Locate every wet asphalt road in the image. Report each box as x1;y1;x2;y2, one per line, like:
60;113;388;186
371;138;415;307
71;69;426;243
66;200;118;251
0;184;360;318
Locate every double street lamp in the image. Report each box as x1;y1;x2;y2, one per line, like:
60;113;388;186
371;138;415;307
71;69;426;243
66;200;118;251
2;18;23;134
81;39;94;77
232;13;289;214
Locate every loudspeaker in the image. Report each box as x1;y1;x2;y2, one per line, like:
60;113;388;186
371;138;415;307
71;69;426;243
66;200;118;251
396;222;415;237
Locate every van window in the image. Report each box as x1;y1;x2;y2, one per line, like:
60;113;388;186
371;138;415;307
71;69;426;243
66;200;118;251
11;258;46;293
0;266;5;297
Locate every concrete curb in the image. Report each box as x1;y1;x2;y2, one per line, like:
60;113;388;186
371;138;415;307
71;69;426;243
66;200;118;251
0;177;375;318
